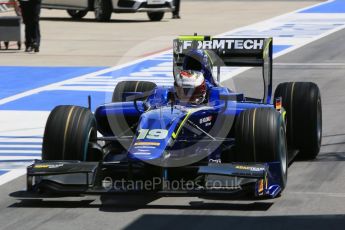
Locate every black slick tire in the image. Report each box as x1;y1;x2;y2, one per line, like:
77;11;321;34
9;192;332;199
42;105;97;161
112;81;157;102
235;108;288;189
274;82;322;159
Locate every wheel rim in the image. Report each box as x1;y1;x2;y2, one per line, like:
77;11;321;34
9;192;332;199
316;98;322;147
279;126;287;176
83;126;96;161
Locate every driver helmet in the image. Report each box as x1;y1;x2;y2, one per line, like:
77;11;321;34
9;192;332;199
174;70;207;104
182;49;218;87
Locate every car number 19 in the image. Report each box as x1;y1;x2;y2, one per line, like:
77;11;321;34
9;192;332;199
137;129;168;140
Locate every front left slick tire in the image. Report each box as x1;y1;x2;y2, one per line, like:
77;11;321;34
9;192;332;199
42;105;97;161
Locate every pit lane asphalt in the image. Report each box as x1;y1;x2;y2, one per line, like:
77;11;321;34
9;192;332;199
0;22;344;230
1;3;345;230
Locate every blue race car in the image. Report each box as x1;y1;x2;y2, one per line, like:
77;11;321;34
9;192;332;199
25;35;322;199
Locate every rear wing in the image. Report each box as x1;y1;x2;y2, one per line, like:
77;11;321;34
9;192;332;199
173;35;273;103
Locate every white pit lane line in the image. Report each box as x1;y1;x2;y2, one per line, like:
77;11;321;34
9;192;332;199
1;0;345;185
0;169;27;186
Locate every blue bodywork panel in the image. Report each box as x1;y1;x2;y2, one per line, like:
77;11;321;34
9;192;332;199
95;85;274;162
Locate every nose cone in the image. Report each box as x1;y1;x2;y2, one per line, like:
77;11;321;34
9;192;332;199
127;106;186;163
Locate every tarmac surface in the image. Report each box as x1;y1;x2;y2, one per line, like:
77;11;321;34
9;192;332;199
2;1;345;230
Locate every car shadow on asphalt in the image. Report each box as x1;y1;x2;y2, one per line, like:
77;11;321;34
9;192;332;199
292;151;345;162
8;192;273;212
322;133;345;138
290;132;345;162
122;214;345;230
98;195;273;212
314;152;345;162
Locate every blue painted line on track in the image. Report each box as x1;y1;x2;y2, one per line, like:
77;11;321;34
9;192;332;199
0;153;40;156
273;45;291;53
0;147;41;151
0;90;108;111
65;84;110;86
0;170;8;176
0;66;107;99
98;59;170;77
0;136;42;138
0;142;41;145
0;160;34;163
300;0;345;13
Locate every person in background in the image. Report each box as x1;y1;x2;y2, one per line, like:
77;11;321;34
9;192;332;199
172;0;180;19
19;0;41;52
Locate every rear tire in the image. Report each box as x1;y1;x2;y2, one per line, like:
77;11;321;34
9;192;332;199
235;108;288;189
112;81;157;102
67;10;88;19
274;82;322;159
94;0;112;22
147;12;164;21
42;105;97;161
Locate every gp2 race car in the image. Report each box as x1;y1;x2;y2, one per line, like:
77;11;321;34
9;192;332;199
24;35;322;199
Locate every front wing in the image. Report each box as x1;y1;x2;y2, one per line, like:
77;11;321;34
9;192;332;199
24;160;283;198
